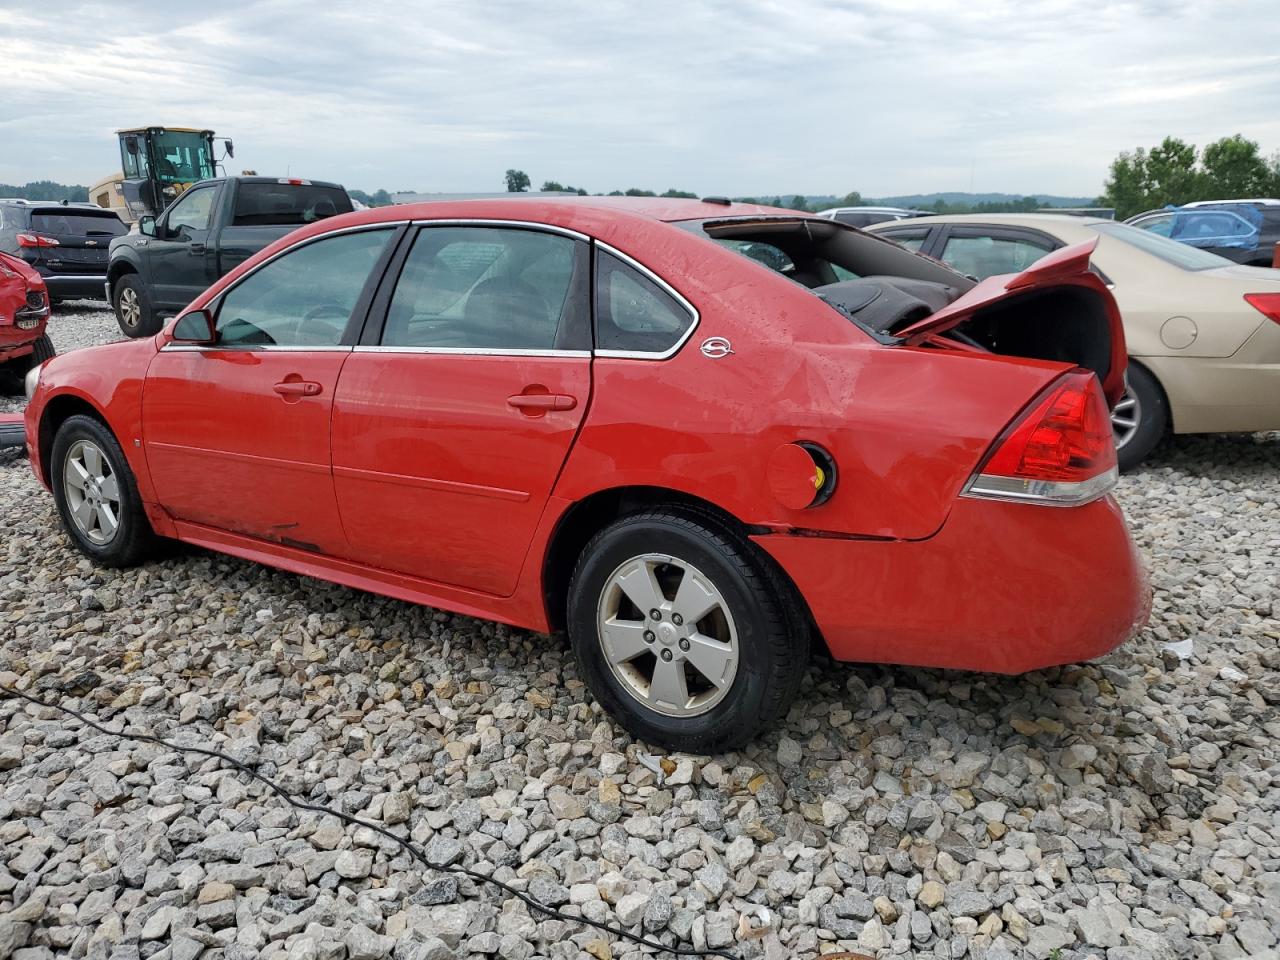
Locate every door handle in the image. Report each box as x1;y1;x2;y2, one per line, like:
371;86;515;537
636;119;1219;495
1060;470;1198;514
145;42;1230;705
507;393;576;412
274;380;323;397
189;243;206;254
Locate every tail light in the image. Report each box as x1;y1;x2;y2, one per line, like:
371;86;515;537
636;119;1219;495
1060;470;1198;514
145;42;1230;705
16;233;59;248
1244;292;1280;325
964;371;1117;506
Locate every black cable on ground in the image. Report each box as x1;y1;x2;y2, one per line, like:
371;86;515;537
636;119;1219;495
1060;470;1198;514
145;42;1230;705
0;683;740;960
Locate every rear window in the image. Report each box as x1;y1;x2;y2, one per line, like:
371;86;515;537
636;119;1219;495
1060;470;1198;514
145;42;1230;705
1092;222;1234;270
231;183;354;227
30;211;127;238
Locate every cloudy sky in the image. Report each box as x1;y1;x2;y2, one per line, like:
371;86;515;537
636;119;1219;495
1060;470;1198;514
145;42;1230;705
2;0;1278;198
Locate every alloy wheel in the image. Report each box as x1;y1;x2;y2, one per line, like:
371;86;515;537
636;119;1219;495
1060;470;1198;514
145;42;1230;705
118;288;141;329
1111;384;1141;451
596;553;738;718
63;439;120;544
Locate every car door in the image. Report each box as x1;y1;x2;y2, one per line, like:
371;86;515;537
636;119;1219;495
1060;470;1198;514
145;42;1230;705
147;183;220;312
331;222;591;596
143;226;398;555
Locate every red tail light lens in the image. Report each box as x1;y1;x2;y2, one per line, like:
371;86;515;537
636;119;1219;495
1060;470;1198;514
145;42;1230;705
1244;292;1280;325
16;233;59;248
965;371;1117;506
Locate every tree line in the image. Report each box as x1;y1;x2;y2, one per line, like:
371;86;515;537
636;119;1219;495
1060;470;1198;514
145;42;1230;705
1101;134;1280;220
1;181;90;202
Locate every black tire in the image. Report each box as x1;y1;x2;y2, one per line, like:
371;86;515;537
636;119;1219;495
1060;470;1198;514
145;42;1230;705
50;414;159;567
113;274;161;338
29;333;55;365
1115;362;1169;471
567;508;808;753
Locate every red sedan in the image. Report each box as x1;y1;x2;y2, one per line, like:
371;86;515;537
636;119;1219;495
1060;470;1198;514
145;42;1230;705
1;249;53;391
24;198;1149;752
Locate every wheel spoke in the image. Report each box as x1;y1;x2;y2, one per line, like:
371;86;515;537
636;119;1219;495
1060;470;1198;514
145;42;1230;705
1111;416;1136;429
82;444;103;479
96;502;118;536
648;656;689;709
600;618;650;665
683;635;734;688
616;560;665;614
98;473;119;502
66;459;89;490
672;571;719;625
73;499;94;530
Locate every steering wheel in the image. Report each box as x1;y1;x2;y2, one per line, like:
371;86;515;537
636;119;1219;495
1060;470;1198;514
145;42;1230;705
291;303;349;343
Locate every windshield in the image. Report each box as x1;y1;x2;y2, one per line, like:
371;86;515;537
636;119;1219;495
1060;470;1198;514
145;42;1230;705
1091;222;1234;270
151;131;215;183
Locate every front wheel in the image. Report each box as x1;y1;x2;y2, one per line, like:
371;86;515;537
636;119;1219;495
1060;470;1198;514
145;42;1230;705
113;274;161;338
567;509;808;753
50;415;159;567
1113;363;1168;471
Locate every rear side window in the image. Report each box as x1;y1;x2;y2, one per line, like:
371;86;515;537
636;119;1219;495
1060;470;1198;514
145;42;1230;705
940;234;1054;280
231;183;354;226
30;212;127;238
215;228;392;347
595;251;696;356
382;226;587;350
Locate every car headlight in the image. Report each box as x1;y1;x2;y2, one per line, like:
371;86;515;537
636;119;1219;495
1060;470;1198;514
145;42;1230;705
24;363;42;400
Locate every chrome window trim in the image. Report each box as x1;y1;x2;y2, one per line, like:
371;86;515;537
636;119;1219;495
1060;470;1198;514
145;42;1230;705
354;346;590;358
38;275;109;282
160;344;353;353
593;240;700;361
408;218;590;242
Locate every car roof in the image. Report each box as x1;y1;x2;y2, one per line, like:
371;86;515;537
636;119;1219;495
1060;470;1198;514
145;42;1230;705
870;212;1113;228
355;195;798;225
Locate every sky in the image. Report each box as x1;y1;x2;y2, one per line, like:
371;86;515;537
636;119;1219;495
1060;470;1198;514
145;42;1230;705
1;0;1278;199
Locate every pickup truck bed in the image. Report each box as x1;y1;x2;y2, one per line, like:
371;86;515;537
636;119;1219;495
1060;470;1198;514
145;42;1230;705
107;176;353;337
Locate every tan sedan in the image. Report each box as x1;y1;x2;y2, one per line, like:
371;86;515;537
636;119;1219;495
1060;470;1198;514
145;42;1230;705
868;214;1280;468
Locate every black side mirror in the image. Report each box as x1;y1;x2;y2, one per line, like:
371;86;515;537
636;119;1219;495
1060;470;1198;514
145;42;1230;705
225;139;235;159
172;308;216;344
138;215;157;238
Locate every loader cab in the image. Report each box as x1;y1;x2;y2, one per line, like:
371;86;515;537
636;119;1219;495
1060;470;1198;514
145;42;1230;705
117;127;222;222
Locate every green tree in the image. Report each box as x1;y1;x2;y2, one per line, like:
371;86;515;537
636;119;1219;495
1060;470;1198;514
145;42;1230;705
505;169;531;192
623;187;656;197
1201;135;1272;197
660;189;697;198
838;190;863;206
787;195;810;211
540;180;565;192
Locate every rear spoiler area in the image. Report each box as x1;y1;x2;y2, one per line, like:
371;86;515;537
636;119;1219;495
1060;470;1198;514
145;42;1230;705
896;240;1127;406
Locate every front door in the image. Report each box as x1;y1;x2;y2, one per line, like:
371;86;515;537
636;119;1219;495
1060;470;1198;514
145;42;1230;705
147;182;220;313
143;226;396;555
332;223;592;596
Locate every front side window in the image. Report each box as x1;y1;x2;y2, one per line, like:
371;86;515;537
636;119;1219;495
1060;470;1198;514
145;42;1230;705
940;234;1054;280
1132;214;1173;237
595;251;695;354
166;187;217;235
382;226;585;350
216;229;392;347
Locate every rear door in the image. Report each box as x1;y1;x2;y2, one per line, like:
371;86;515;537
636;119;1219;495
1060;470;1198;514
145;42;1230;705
148;183;221;312
143;226;398;554
331;222;591;596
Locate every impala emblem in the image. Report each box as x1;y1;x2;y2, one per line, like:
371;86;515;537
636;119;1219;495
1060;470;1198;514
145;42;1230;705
700;336;733;359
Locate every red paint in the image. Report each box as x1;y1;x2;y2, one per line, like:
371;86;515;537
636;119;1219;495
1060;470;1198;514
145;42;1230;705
0;251;48;363
25;198;1149;677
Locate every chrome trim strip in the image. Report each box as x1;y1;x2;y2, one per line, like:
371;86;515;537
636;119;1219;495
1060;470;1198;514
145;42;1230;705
352;346;590;358
594;240;700;361
409;218;590;242
962;466;1117;507
39;274;108;281
160;344;353;353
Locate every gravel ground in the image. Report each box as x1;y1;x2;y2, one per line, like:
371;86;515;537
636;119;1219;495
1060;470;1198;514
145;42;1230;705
1;306;1277;960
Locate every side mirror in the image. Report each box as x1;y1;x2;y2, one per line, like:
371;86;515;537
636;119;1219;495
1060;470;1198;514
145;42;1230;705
172;308;216;344
139;215;157;238
225;139;235;159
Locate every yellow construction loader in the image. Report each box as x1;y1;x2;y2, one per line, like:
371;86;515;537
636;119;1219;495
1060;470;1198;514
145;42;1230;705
89;126;233;223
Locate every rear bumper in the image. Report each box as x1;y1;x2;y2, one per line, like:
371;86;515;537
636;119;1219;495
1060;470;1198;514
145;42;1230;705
754;494;1150;674
41;274;109;301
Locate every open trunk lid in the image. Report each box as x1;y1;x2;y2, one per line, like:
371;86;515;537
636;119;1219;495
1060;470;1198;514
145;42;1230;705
895;239;1127;405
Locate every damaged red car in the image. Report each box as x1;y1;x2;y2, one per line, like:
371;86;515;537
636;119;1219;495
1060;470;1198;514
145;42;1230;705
1;250;53;394
24;198;1150;751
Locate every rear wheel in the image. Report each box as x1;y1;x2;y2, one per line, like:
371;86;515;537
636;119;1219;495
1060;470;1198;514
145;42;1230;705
1113;362;1168;471
567;508;808;753
51;415;158;567
114;274;160;338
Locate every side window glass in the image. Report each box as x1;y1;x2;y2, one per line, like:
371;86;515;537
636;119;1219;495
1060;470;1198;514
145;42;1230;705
166;188;216;235
941;235;1052;280
382;227;584;350
595;251;694;355
216;229;392;347
883;231;927;252
1136;216;1173;237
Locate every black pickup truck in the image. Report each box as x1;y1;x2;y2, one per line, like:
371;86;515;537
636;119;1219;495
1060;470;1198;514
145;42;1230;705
107;176;353;336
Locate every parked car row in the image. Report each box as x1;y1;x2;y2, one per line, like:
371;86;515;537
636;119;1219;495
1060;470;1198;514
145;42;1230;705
22;196;1150;750
868;214;1280;468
